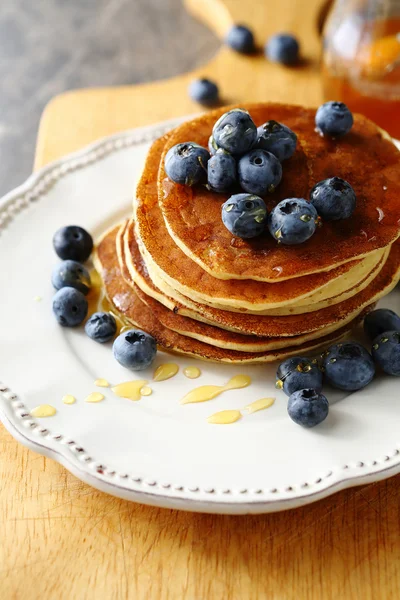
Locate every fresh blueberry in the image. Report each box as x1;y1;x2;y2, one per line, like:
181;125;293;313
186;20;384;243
225;24;255;53
322;342;375;391
238;149;282;196
222;193;267;239
52;287;88;327
255;120;297;161
315;101;353;137
188;78;219;106
208;134;220;156
212;109;257;155
268;198;318;245
51;260;91;295
53;226;93;262
265;33;300;65
85;312;117;343
113;329;157;371
165;142;210;186
276;356;323;396
372;331;400;376
310;177;356;221
287;389;329;427
364;309;400;341
207;150;237;193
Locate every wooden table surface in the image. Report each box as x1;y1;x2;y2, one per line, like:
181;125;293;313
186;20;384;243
3;1;400;598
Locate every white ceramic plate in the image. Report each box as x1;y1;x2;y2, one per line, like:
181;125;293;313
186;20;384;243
0;119;399;515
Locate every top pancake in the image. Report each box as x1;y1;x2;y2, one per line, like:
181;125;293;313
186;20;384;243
157;103;400;282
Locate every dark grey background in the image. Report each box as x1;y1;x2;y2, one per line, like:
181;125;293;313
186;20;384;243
0;0;219;196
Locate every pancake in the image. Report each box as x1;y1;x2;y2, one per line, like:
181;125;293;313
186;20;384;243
95;226;369;363
134;134;387;313
122;218;400;338
157;103;400;282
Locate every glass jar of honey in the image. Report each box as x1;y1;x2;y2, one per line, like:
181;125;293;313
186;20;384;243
322;0;400;138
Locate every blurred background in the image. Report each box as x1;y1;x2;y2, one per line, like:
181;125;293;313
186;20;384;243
0;0;219;195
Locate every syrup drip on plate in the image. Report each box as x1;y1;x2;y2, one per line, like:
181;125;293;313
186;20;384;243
95;378;110;388
207;410;242;424
245;397;275;414
153;363;179;382
30;404;57;417
140;386;153;396
111;380;148;401
85;392;105;403
183;366;201;379
180;375;251;405
62;394;76;405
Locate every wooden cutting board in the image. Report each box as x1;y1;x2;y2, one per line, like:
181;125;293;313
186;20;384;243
2;1;399;598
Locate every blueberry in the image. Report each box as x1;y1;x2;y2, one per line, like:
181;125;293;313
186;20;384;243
52;287;88;327
372;331;400;376
212;109;257;155
164;142;209;186
276;356;323;396
113;329;157;371
255;120;297;161
188;78;219;106
53;226;93;262
268;198;318;245
287;389;329;427
222;193;267;238
265;33;300;65
208;135;220;156
51;260;91;295
310;177;356;221
315;101;353;137
322;342;375;391
364;309;400;341
85;312;117;343
238;149;282;196
225;24;255;53
207;150;237;193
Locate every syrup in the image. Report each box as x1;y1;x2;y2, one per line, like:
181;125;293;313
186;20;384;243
95;378;110;388
183;366;201;379
207;410;242;424
140;386;153;396
85;392;105;403
62;394;76;405
30;404;57;417
153;363;179;382
111;380;148;401
245;397;275;414
180;374;251;405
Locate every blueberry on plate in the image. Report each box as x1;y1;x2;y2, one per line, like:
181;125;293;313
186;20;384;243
268;198;319;245
364;308;400;341
208;134;220;156
287;389;329;427
265;33;300;65
188;78;219;106
315;101;353;137
85;312;117;343
255;120;297;161
113;329;157;371
51;260;91;295
164;142;210;186
53;225;93;262
372;330;400;376
276;356;323;396
310;177;356;221
52;287;88;327
207;150;237;193
238;149;282;196
222;193;267;239
212;109;257;155
322;342;375;391
225;24;255;54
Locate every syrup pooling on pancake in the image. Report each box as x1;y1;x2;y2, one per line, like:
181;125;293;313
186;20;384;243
158;103;400;282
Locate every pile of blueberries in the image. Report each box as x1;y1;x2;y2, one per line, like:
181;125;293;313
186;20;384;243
277;308;400;427
165;102;355;242
51;225;157;371
189;27;301;106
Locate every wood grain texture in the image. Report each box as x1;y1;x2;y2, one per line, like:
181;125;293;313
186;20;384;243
2;0;399;598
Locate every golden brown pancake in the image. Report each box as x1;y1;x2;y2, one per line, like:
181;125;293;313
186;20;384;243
134;134;387;313
95;226;370;363
157;103;400;281
122;217;400;338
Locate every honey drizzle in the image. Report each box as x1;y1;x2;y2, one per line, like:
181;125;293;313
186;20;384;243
245;397;275;414
153;363;179;382
30;404;57;417
111;380;148;401
62;394;76;405
95;378;110;388
85;392;105;403
180;375;251;405
207;410;242;425
140;386;153;397
183;366;201;379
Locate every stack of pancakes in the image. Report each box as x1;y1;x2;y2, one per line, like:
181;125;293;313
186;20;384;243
95;103;400;363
